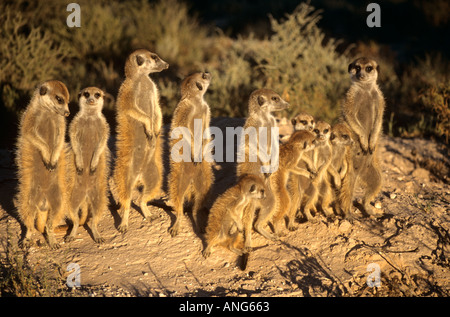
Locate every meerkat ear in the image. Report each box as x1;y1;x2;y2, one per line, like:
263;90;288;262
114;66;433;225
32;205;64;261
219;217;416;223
39;86;48;96
291;119;297;126
195;82;203;91
330;133;336;141
257;95;266;106
348;62;354;73
249;184;256;193
136;55;144;66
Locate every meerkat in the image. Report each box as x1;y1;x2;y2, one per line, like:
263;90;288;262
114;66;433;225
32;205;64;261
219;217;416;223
15;80;70;249
168;72;214;236
328;123;354;189
291;112;315;132
65;87;110;244
202;174;267;258
301;120;333;221
339;57;385;218
112;49;169;232
236;88;289;243
285;112;317;229
270;130;317;234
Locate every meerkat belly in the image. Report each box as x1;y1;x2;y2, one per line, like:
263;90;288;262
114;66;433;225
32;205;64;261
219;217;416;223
355;91;375;132
79;119;102;169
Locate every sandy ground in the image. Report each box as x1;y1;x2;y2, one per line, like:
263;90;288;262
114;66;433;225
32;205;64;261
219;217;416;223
0;117;449;297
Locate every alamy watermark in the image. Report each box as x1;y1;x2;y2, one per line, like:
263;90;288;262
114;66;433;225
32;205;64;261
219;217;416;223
170;119;280;173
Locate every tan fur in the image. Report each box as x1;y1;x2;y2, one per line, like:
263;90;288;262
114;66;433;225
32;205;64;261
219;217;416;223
291;112;315;132
202;174;266;258
112;49;169;232
168;72;214;236
339;57;385;218
270;130;316;234
236;89;289;244
65;87;110;243
15;80;70;249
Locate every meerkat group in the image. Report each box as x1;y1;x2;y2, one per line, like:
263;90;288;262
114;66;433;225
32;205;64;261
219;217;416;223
14;53;385;268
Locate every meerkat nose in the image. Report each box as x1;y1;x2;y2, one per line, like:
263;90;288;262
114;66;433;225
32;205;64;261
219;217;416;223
64;110;70;117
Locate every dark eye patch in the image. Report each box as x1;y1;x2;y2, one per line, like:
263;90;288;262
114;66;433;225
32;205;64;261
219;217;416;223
83;92;90;98
55;95;64;104
366;66;373;73
250;184;256;193
300;120;307;125
324;129;329;134
94;92;101;99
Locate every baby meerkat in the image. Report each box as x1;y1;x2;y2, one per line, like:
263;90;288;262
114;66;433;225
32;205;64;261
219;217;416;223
286;112;317;228
270;130;317;234
302;120;333;221
112;49;169;233
65;87;110;244
15;80;70;249
339;57;385;218
168;72;213;236
202;174;267;258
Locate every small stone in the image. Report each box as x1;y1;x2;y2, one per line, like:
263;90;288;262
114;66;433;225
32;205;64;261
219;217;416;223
390;193;397;199
375;202;382;209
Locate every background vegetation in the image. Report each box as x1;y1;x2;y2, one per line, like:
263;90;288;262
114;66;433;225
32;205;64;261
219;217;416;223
0;0;448;149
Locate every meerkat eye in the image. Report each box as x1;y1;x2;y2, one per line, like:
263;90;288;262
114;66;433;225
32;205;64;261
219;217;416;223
271;96;280;102
291;119;297;125
300;120;307;125
366;66;373;73
314;129;319;134
55;95;64;104
324;129;329;134
355;66;361;72
342;135;349;140
151;54;158;61
83;92;90;98
94;92;101;99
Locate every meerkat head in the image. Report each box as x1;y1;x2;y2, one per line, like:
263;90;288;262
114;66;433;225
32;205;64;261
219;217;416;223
291;112;315;132
249;89;289;114
289;130;316;152
37;80;70;117
313;121;331;144
330;123;354;146
125;49;169;77
240;175;266;200
348;57;379;85
78;87;104;115
181;72;211;98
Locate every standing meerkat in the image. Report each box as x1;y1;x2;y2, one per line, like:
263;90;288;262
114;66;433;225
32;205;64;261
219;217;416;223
236;88;289;243
301;120;333;221
15;80;70;249
168;72;214;236
339;57;385;218
328;123;354;189
202;174;267;258
270;130;317;234
65;87;110;244
112;49;169;232
286;112;317;228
